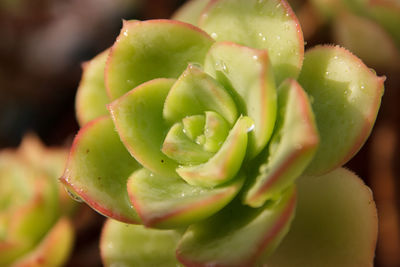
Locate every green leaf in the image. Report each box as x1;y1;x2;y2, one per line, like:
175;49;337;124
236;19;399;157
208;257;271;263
176;186;296;267
177;116;253;188
204;42;277;158
162;122;213;165
61;116;141;223
101;219;182;267
199;0;304;84
172;0;211;26
12;217;74;267
127;168;244;228
367;2;400;49
244;79;319;207
333;12;400;71
182;115;205;141
299;45;384;175
0;152;58;265
106;19;214;100
75;49;110;126
267;168;377;266
203;111;230;153
163;64;238;126
109;78;179;178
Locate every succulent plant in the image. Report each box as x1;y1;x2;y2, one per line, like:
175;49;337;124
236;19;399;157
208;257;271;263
0;135;75;266
293;0;400;71
63;0;384;266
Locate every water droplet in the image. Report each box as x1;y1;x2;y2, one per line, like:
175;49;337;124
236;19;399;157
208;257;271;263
180;192;186;197
277;52;281;57
276;3;281;8
253;55;259;60
360;85;365;90
304;41;308;46
123;30;128;37
211;32;218;39
334;56;338;60
222;62;228;72
247;124;255;132
276;35;281;40
66;189;83;202
325;71;329;75
344;89;349;95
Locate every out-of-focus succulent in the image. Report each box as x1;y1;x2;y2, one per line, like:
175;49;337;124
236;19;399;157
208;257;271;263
63;0;384;266
294;0;400;71
0;135;75;266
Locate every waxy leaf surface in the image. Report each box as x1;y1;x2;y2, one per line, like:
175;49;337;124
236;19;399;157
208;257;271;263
127;168;244;228
200;0;304;85
76;49;110;126
61;116;141;223
177;116;253;188
101;219;182;267
109;78;178;178
244;79;319;207
299;45;384;175
204;42;277;158
267;168;378;266
177;187;296;267
163;65;238;126
106;19;214;99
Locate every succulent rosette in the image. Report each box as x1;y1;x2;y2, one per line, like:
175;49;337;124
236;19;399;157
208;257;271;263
0;135;75;266
63;0;384;266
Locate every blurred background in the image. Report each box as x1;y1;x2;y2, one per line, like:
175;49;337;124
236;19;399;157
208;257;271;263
0;0;398;266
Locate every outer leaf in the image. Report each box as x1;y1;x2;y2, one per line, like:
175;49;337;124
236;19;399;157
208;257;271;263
267;168;378;266
172;0;210;26
75;49;110;126
204;42;277;158
127;168;244;228
163;64;238;126
12;217;74;267
176;187;296;267
101;219;182;267
368;2;400;48
199;0;304;84
109;78;179;178
61;116;141;223
299;45;384;175
106;19;214;99
244;79;319;207
177;116;253;188
333;12;400;71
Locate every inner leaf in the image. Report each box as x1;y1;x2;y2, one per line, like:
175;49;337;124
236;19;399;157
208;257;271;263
244;79;319;208
162;122;214;165
182;115;205;141
163;64;238;126
177;116;253;188
204;111;230;153
204;42;277;159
